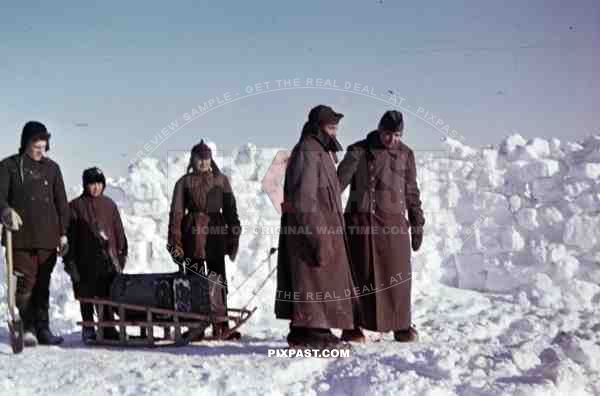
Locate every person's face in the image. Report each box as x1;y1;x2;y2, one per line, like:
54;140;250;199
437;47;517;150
86;182;103;197
379;129;403;149
322;123;339;137
26;139;47;161
193;155;212;172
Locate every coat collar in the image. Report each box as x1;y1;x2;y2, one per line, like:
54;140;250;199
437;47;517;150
366;130;401;158
304;125;343;153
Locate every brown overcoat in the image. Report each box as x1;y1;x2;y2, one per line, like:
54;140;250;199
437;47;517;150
0;154;69;249
337;131;425;332
67;193;128;287
168;167;241;263
275;131;355;330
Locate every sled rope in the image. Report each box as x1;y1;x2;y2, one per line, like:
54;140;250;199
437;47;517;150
229;247;277;296
242;265;278;311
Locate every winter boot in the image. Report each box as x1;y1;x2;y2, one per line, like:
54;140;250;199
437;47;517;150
82;327;96;343
394;325;418;343
288;327;347;350
103;327;120;341
182;328;205;342
16;290;37;347
36;323;64;345
23;330;38;347
341;328;366;343
213;322;241;341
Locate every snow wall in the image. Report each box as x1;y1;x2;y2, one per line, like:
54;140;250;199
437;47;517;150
1;134;599;337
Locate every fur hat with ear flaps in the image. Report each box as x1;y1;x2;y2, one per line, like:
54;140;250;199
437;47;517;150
378;110;404;132
82;167;106;190
187;140;221;174
19;121;51;155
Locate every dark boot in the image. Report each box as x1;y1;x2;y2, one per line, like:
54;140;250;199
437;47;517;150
286;326;307;347
36;325;64;345
103;327;120;341
100;306;120;341
341;328;366;343
288;327;346;350
82;327;96;343
182;328;205;342
394;326;418;343
15;283;37;347
213;322;241;340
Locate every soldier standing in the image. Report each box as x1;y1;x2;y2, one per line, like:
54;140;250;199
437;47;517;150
337;110;425;343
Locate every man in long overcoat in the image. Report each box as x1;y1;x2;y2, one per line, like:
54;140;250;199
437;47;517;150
275;105;355;349
0;121;70;346
337;110;425;342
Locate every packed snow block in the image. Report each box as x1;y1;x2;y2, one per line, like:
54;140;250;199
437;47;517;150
500;134;528;160
454;253;486;290
563;179;592;198
500;226;525;251
123;215;158;240
526;159;561;180
439;255;458;287
572;192;600;214
444;137;478;160
232;143;260;181
549;255;579;281
537;206;566;241
508;195;522;212
528;238;548;266
476;167;505;190
568;162;600;180
564;214;600;251
461;226;524;254
530;177;564;203
484;265;519;293
528;273;563;308
549;137;565;159
454;191;511;227
547;243;569;263
515;208;539;231
570;279;600;307
506;159;561;186
526;138;551;158
128;158;168;200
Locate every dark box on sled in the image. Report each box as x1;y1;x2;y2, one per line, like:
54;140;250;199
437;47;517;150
109;272;226;322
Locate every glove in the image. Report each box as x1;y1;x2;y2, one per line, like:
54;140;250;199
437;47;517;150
58;235;69;257
411;226;423;252
169;244;185;263
1;207;23;231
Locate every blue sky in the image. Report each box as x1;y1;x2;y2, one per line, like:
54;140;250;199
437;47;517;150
0;0;598;187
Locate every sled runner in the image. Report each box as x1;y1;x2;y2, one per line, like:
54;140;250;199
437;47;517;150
76;271;256;347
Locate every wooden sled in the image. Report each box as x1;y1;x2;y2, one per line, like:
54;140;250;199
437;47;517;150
76;297;256;347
